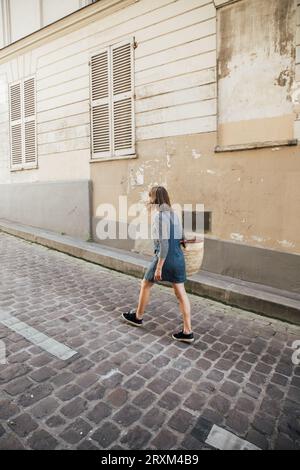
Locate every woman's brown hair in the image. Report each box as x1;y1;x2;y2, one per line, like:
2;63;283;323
148;186;171;209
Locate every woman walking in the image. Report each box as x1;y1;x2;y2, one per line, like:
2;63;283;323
122;186;194;344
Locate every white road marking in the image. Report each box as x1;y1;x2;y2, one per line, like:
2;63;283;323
0;310;77;360
205;425;261;451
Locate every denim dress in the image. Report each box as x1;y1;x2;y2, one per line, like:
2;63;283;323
144;209;186;284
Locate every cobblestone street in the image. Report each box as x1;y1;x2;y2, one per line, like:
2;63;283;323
0;232;299;450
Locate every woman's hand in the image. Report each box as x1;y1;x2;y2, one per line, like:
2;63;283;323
154;267;162;281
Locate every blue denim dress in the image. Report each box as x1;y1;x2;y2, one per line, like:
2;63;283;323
144;209;186;284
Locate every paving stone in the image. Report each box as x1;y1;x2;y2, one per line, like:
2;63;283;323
18;383;54;407
77;440;99;450
152;355;171;368
56;384;83;401
184;393;206;412
271;373;288;386
184;368;203;381
241;352;257;364
120;426;152;450
235;361;253;373
228;370;245;384
60;397;88;419
133;390;156;409
266;383;285;400
215;359;234;372
75;372;99;389
287;386;300;405
123;375;145;391
87;402;112;424
138;364;159;380
157;391;181;410
191;417;212;443
207;369;225;383
260;398;281;419
274;434;296;450
8;413;38;437
172;378;193;394
29;366;57;383
51;372;75;387
150;429;178;450
168;409;195;433
220;381;240;397
209;395;231;415
249;372;267;386
0;434;25;450
9;351;32;364
31;397;59;419
84;384;106;401
46;415;66;428
142;407;167;431
113;404;141;427
226;410;249;435
252;413;276;436
106;388;128;407
27;429;58;450
92;422;120;448
60;418;92;444
0;364;30;384
195;358;212;371
195;381;216;394
246;429;269;450
29;353;53;368
4;376;33;396
255;362;273;375
291;376;300;388
244;383;262;400
147;378;170;395
70;359;94;374
0;399;20;420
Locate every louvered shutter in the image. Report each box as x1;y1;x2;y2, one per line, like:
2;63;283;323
90;50;111;158
23;77;37;166
112;41;135;156
9;82;23;169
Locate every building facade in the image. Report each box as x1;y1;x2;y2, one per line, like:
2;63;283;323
0;0;299;294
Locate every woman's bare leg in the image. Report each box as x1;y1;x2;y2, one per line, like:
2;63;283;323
173;283;192;334
136;280;154;319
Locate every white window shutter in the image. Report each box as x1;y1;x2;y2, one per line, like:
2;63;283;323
112;41;135;157
9;82;23;169
90;50;111;158
23;77;37;166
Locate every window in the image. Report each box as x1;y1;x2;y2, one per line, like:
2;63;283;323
9;77;37;170
90;39;135;160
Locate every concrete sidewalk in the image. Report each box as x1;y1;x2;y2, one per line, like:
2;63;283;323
0;218;299;325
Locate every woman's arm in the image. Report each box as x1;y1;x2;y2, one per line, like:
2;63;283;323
154;212;170;281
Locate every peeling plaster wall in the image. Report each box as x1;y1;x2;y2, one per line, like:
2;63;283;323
217;0;297;146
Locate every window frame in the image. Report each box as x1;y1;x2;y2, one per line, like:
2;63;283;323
8;75;38;172
89;37;136;162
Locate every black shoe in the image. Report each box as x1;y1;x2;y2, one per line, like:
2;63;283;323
172;330;194;344
122;309;143;327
